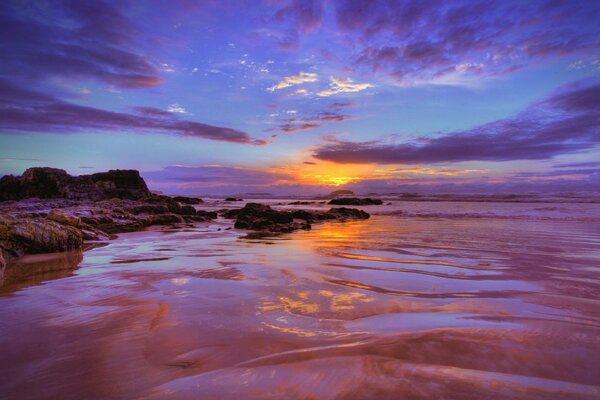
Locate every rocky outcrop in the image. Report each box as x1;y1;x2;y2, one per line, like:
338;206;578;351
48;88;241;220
0;214;83;257
225;203;369;233
0;167;151;201
0;197;217;264
0;168;221;274
225;197;243;202
233;203;310;233
291;207;370;222
328;197;383;206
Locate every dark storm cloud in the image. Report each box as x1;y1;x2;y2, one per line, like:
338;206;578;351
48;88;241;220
313;79;600;164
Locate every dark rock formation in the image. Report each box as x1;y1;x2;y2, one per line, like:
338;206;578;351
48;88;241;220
219;208;241;219
0;168;221;273
172;196;203;205
0;168;151;201
233;203;309;233
328;197;383;206
291;207;370;223
225;197;243;202
230;203;369;233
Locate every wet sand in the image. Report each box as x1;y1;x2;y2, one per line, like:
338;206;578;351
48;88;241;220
1;201;599;399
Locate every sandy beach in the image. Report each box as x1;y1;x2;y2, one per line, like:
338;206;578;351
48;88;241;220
1;200;599;399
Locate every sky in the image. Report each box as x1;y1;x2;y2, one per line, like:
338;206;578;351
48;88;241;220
1;0;599;195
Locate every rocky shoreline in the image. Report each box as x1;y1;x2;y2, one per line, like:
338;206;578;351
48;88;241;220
0;168;371;276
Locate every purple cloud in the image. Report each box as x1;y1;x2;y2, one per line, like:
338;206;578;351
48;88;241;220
0;0;161;88
332;0;600;83
268;0;324;49
0;80;266;145
272;109;351;133
314;78;600;164
554;161;600;169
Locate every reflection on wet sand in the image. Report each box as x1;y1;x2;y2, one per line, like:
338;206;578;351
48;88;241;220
0;250;83;293
0;211;599;399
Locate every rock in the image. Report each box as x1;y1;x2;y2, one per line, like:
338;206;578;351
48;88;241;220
322;207;370;220
233;203;309;232
219;208;241;219
0;167;151;201
190;210;217;221
0;250;5;280
86;170;150;200
177;205;197;216
80;226;112;241
147;213;184;225
123;203;170;215
328;197;383;206
225;197;243;202
291;207;370;222
48;209;81;227
0;214;83;256
172;196;203;204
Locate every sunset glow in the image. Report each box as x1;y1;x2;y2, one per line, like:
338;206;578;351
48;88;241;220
0;0;598;195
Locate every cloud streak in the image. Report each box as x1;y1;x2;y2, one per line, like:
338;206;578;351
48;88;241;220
314;79;600;164
267;72;318;92
317;77;373;97
0;80;267;145
271;108;351;133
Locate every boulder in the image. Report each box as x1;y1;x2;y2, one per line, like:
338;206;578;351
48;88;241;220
322;207;370;220
147;213;184;225
225;197;243;202
291;207;370;222
219;208;241;219
233;203;309;232
0;214;83;256
328;197;383;206
172;196;203;204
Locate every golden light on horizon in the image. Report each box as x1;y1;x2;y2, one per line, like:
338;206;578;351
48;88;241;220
272;161;376;187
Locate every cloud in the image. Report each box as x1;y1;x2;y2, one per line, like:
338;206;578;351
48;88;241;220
167;103;190;114
0;0;162;88
273;110;351;133
266;0;324;49
313;78;600;164
0;79;267;145
332;0;600;84
317;77;373;97
329;102;357;109
267;72;318;92
554;161;600;169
